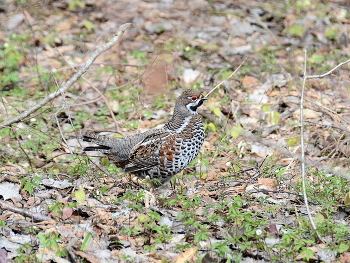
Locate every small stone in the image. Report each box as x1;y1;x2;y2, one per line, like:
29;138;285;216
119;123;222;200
317;249;336;263
183;69;200;84
7;14;25;30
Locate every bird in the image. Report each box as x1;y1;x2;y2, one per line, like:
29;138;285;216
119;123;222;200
81;89;207;187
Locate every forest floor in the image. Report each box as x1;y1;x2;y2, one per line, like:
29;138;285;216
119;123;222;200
0;0;350;262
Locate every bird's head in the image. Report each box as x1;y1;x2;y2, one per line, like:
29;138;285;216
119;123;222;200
177;89;207;114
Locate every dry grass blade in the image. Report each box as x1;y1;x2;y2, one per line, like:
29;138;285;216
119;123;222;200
205;58;247;98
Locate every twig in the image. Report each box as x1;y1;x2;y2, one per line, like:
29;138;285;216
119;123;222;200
205;58;247;98
0;200;51;222
0;23;131;128
301;49;320;239
306;58;350;79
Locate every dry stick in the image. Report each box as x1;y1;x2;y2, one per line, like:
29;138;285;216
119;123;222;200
0;23;131;128
301;49;322;241
205;58;247;98
307;58;350;79
0;200;51;222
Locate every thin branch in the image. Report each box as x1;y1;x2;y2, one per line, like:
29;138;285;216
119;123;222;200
205;58;247;98
301;49;323;241
0;200;51;222
0;23;131;128
306;58;350;79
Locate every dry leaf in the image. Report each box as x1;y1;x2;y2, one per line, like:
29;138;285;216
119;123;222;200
242;76;259;87
0;163;25;175
174;247;198;263
339;252;350;263
258;178;277;191
293;109;322;120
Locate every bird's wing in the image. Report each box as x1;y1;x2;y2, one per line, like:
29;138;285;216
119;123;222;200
124;130;172;173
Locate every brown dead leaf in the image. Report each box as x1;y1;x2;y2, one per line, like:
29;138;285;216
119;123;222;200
55;44;75;54
174;247;198;263
141;51;173;94
338;252;350;263
73;249;100;263
258;178;277;190
242;76;259;87
205;168;228;181
308;79;330;91
216;157;231;172
237;183;248;193
56;17;76;31
0;163;25;175
293;109;322;120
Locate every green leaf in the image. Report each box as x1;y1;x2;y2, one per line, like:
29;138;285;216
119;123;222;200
344;192;350;205
75;190;86;203
230;125;242;139
84;20;94;30
287;24;306;37
336;243;349;253
212;107;222;117
269;111;281;125
38;233;47;247
325;28;338;40
101;158;109;166
310;54;325;64
268;111;280;125
299;247;314;261
313;213;325;224
81;232;92;251
262;105;270;112
296;0;311;8
207;123;217;132
285;136;300;147
0;127;10;137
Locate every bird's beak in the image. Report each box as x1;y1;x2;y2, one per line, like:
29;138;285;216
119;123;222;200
201;97;208;101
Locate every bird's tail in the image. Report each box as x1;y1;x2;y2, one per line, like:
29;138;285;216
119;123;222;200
81;131;116;153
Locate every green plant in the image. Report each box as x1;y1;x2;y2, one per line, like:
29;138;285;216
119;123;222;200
114;189;146;212
296;168;349;208
21;175;42;195
13;243;38;263
38;231;67;260
68;0;85;9
67;156;90;177
0;35;27;89
273;224;315;261
121;227;140;237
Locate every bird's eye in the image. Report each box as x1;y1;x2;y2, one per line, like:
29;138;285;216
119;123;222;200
190;96;198;101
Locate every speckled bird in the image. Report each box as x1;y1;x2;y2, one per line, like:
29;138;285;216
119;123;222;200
82;89;207;186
